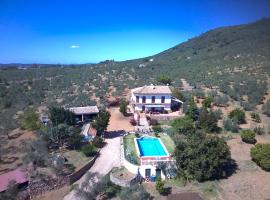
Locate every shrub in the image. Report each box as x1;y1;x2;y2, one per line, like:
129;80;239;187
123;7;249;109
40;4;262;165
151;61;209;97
149;118;159;126
171;116;195;135
253;126;265;135
92;137;103;148
229;108;246;124
212;109;223;120
156;75;172;85
155;177;165;194
21;108;41;130
250;143;270;171
202;96;213;108
129;118;137;126
135;133;140;138
213;95;229;107
152;125;163;133
197;109;218;133
223;118;239;132
81;144;96;157
241;129;256;144
119;99;128;115
250;112;261;123
262;100;270;117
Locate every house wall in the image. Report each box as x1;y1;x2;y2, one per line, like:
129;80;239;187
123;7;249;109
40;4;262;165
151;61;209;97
131;93;172;111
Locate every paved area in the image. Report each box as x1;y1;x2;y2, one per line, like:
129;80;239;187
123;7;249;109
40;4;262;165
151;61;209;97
63;136;121;200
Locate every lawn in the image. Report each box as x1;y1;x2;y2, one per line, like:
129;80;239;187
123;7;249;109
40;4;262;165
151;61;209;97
159;134;175;154
123;134;139;165
62;150;92;170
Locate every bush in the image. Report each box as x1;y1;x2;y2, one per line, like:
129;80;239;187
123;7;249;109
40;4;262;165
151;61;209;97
262;100;270;117
250;143;270;171
81;144;96;157
152;125;163;133
92;137;103;148
202;96;213;108
212;109;223;120
229;108;246;124
149;118;159;126
21;108;41;130
156;75;172;85
197;109;218;133
129;118;137;126
155;177;165;194
119;99;128;115
213;95;229;107
250;112;261;123
241;129;256;144
253;126;265;135
135;133;140;138
223;118;239;132
171;116;195;135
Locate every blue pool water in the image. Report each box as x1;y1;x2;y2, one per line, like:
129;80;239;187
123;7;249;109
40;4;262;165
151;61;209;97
136;137;167;157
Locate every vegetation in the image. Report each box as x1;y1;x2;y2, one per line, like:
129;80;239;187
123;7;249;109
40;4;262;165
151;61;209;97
152;125;163;133
81;144;96;157
174;133;233;182
251;112;261;123
155;176;165;194
49;106;76;126
202;96;213;108
123;134;139;165
223;118;239;132
185;97;199;121
0;180;19;200
92;110;111;137
250;143;270;171
241;129;256;144
119;183;151;200
263;100;270;117
228;108;246;124
156;75;172;85
119;99;128;115
197;109;219;133
21;108;41;130
171;116;195;136
253;126;265;135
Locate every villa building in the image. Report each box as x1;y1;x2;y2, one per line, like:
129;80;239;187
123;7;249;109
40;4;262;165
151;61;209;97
130;85;172;113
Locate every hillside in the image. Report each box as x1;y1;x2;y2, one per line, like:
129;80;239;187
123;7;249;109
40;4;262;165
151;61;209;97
0;18;270;133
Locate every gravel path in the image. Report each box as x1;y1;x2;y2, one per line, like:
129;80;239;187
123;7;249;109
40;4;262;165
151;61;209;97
63;136;121;200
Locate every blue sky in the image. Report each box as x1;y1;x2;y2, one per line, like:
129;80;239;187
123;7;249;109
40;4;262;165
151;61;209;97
0;0;270;64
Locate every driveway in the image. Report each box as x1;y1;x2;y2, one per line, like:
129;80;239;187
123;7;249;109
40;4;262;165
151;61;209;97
63;136;121;200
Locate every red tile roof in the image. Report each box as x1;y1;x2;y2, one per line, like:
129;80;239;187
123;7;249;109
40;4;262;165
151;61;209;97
0;168;28;192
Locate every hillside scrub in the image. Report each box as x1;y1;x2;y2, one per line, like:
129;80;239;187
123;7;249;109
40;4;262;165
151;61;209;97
250;143;270;171
21;108;41;130
241;129;256;144
223;118;239;132
229;108;246;124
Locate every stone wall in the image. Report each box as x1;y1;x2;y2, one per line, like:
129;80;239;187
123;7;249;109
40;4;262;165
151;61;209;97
109;172;136;187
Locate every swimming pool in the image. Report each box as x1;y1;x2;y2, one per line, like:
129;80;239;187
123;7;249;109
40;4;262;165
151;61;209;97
136;137;168;157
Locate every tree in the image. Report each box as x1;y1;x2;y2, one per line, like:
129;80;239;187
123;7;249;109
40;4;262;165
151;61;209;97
186;97;199;121
92;110;111;137
250;143;270;171
174;134;233;182
49;106;76;126
197;109;218;132
21;107;41;130
23;139;49;167
202;96;213;108
119;99;128;115
155;176;165;194
0;180;18;200
262;100;270;117
81;144;96;157
250;112;261;123
223;118;239;132
241;129;256;144
156;75;172;85
152;125;163;133
229;108;246;124
171;116;195;136
172;88;184;100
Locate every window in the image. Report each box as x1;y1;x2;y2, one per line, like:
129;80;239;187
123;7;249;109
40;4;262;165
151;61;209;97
142;105;145;111
152;96;155;103
142;96;146;103
136;96;139;103
161;96;165;103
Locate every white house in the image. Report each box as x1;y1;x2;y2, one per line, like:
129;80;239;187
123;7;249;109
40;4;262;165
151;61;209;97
130;85;172;113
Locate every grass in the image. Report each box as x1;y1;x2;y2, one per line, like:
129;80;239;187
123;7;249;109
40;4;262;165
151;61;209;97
63;150;92;170
123;134;139;165
159;134;175;154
